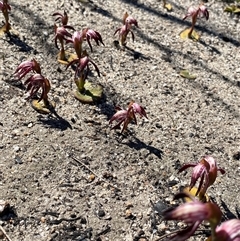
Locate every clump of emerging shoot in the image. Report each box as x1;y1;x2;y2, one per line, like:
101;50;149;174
178;156;225;201
66;28;104;103
109;101;147;133
181;3;209;40
14;59;55;114
0;0;11;35
114;12;139;46
53;10;75;64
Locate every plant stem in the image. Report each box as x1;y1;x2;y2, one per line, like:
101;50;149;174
75;74;85;93
189;14;197;37
3;10;10;33
0;225;12;241
43;98;50;107
59;41;66;60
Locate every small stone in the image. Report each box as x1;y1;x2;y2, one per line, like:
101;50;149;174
159;223;167;230
153;200;169;216
19;220;25;226
125;209;133;219
88;174;95;182
97;209;105;217
125;202;133;209
28;123;33;128
80;217;87;224
41;217;46;223
71;117;76;123
13;145;20;152
15;155;23;164
0;200;9;213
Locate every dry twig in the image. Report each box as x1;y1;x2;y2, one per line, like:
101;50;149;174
0;225;12;241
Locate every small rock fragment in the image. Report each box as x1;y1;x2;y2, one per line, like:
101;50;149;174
41;217;46;223
88;174;95;182
125;202;133;209
0;200;9;214
97;209;105;217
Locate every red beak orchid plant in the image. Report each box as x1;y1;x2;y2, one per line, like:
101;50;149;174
163;193;240;241
65;28;104;103
14;59;55;114
114;12;139;46
163;192;223;241
0;0;11;35
181;3;209;40
109;101;147;133
178;156;225;202
206;219;240;241
53;10;75;64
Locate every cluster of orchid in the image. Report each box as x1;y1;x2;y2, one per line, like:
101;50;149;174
0;0;11;34
161;156;240;241
12;10;141;115
53;10;104;103
181;3;209;40
14;59;55;114
7;5;240;241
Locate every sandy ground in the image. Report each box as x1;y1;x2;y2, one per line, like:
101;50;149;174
0;0;240;240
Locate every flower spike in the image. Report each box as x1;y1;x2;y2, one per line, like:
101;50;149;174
24;74;50;102
182;3;209;39
83;28;104;52
114;12;139;46
179;156;225;199
210;219;240;241
163;193;222;241
14;59;41;80
54;24;74;50
66;54;100;80
109;102;147;133
183;4;209;21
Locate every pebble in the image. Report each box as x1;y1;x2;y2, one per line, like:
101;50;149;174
0;201;7;213
19;220;25;226
13;145;20;152
97;209;105;217
125;209;133;219
15;155;23;164
88;174;95;182
41;217;46;223
125;202;133;209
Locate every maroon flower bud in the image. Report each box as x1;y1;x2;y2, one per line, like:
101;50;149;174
14;59;41;80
